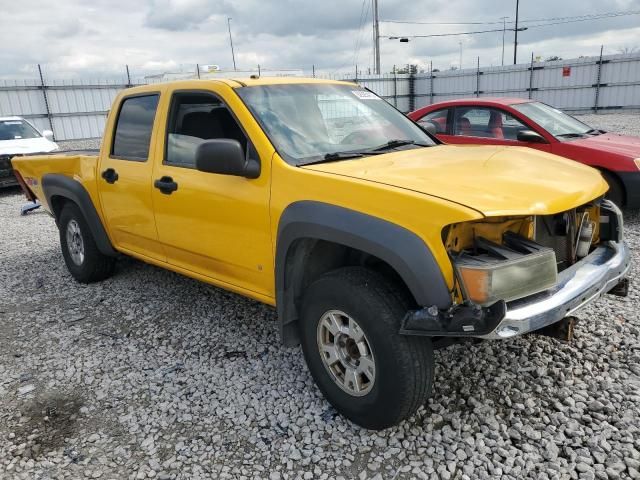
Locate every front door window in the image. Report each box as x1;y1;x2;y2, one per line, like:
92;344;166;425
453;107;527;140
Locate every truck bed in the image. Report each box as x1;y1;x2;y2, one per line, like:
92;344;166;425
4;150;98;189
10;151;100;213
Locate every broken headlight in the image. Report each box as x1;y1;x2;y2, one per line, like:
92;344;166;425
454;234;558;306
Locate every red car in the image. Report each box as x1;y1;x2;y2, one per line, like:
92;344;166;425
409;98;640;208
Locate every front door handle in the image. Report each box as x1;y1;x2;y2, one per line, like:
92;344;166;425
101;168;119;184
154;176;178;195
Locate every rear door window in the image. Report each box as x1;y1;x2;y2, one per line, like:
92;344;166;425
111;94;159;160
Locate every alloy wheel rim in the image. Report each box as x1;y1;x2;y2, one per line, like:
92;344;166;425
316;310;376;397
66;219;85;266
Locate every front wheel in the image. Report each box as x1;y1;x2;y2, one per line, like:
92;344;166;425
58;203;116;283
299;267;434;430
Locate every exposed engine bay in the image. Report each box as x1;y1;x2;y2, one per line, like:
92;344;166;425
443;199;620;306
401;198;628;340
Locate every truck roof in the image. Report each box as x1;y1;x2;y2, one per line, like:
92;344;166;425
221;77;356;87
0;116;25;121
126;77;356;95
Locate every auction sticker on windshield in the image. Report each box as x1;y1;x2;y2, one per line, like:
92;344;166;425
352;90;380;100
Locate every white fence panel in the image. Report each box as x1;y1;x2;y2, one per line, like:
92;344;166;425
1;53;639;140
481;66;530;94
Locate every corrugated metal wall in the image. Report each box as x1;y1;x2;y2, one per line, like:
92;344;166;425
1;53;639;141
0;78;138;141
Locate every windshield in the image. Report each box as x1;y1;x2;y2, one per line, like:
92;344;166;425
0;119;41;141
511;102;592;137
236;83;435;164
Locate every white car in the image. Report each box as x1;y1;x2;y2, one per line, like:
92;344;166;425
1;116;59;188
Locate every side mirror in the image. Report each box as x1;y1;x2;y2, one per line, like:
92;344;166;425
42;129;54;141
420;121;437;136
517;130;546;144
195;139;260;179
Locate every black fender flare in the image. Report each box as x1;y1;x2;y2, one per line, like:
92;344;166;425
42;174;118;257
275;201;452;345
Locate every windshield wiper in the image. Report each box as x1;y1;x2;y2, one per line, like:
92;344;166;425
297;140;431;167
298;151;364;166
585;128;606;135
556;133;587;138
370;139;430;151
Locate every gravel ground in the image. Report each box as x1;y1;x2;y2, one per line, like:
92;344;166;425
57;139;101;151
576;113;640;138
1;114;639;480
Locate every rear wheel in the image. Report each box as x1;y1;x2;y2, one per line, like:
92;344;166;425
601;170;624;208
58;203;115;283
299;267;434;430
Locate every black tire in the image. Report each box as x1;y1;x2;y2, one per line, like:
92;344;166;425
58;202;115;283
601;170;625;208
299;267;434;430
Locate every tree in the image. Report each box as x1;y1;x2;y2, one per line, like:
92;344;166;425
394;64;418;75
545;55;563;62
618;46;639;55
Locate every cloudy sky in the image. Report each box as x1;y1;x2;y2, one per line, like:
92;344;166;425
1;0;639;79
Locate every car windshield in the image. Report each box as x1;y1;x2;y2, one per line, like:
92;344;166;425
0;119;41;141
236;83;435;164
511;102;592;138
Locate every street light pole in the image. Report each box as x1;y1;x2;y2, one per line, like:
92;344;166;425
513;0;520;65
500;16;508;66
227;17;237;71
372;0;381;74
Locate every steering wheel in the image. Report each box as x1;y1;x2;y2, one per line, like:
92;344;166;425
261;111;309;145
340;130;371;145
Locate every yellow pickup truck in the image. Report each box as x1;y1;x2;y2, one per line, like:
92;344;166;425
11;77;631;429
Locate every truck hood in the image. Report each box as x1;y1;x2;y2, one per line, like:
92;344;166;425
0;137;58;156
567;133;640;158
303;145;608;217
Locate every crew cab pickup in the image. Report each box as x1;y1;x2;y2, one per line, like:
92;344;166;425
11;78;631;430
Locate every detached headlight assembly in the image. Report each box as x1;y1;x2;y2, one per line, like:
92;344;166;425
454;235;558;306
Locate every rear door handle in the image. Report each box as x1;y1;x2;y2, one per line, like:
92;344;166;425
154;176;178;195
101;168;119;184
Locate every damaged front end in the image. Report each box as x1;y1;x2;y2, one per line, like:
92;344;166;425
401;199;631;340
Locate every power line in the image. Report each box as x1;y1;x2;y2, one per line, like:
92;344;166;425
384;10;640;39
353;0;367;64
381;9;640;27
382;19;507;25
520;10;640;24
386;27;520;39
525;11;640;28
352;0;368;67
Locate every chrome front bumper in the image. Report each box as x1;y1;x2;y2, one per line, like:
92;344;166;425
481;240;631;339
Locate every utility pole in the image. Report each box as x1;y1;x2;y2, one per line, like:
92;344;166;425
227;17;237;71
372;0;380;74
500;16;508;66
459;40;463;69
513;0;520;64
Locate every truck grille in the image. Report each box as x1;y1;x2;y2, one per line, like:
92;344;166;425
534;203;597;272
535;215;572;270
